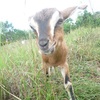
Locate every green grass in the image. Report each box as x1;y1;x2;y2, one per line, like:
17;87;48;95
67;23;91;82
0;27;100;100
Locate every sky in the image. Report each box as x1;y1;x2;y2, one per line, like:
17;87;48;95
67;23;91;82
0;0;100;30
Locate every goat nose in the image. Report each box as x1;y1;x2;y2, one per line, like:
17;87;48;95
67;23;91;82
39;39;49;47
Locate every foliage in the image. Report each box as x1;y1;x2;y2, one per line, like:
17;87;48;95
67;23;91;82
0;27;100;100
64;10;100;33
0;21;29;46
0;10;100;45
0;34;6;46
63;18;73;33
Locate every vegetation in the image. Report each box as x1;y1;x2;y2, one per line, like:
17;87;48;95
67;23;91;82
0;27;100;100
0;21;29;46
63;10;100;33
0;10;100;100
0;10;100;45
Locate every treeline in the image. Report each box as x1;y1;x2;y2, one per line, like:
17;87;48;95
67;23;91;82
0;10;100;45
63;10;100;33
0;21;29;45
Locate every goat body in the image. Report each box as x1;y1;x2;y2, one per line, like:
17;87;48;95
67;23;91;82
29;5;87;100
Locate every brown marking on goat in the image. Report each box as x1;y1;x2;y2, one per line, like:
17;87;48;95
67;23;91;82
42;26;67;67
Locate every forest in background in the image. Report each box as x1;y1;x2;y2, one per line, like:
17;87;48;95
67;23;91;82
0;10;100;46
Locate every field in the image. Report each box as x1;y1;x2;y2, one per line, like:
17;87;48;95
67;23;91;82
0;27;100;100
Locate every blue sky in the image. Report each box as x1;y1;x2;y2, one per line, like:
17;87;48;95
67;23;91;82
0;0;100;30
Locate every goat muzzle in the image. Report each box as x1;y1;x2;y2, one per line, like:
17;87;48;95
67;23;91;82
39;39;49;50
39;40;56;55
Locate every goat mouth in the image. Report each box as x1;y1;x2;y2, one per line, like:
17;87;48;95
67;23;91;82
41;41;56;54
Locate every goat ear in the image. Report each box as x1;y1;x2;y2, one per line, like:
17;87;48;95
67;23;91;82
78;5;88;10
61;5;87;20
61;6;77;20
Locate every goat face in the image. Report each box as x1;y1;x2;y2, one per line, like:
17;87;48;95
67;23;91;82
29;5;87;55
29;8;64;54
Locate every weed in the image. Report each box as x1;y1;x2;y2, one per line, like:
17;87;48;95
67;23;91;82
0;27;100;100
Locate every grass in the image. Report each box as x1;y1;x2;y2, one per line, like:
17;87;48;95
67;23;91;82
0;27;100;100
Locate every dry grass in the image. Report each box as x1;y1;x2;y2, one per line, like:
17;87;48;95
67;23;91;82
0;27;100;100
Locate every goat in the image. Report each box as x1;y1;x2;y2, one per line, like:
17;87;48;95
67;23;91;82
29;5;87;100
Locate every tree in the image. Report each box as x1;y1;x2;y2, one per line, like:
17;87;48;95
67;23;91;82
14;29;29;41
93;11;100;27
75;10;100;28
75;10;93;27
0;21;29;45
63;18;73;33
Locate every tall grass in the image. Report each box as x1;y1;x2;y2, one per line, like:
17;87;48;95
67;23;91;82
0;27;100;100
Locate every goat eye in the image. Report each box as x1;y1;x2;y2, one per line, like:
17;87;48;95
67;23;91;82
55;19;63;30
57;19;63;25
30;25;36;32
